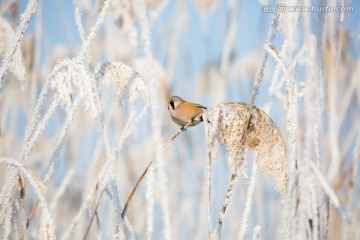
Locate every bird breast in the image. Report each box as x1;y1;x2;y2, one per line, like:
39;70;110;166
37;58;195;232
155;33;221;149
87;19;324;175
170;102;203;126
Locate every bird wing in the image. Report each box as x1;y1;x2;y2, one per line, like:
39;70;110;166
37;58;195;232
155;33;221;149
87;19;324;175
192;103;207;109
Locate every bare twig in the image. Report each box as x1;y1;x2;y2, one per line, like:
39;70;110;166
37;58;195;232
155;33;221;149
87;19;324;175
18;175;26;240
121;159;153;219
82;120;195;238
83;188;105;240
121;120;193;219
20;199;39;240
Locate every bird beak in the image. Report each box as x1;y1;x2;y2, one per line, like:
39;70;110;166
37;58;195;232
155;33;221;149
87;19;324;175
167;101;169;110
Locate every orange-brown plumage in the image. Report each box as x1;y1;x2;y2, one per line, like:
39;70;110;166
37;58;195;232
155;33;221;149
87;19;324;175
167;96;207;130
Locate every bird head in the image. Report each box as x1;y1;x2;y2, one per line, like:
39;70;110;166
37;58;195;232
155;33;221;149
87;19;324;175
167;96;184;110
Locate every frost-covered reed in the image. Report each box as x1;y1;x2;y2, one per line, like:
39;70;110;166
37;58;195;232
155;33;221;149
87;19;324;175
0;0;358;239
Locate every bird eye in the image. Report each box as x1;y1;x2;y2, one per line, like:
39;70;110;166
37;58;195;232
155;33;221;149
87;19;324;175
170;101;175;110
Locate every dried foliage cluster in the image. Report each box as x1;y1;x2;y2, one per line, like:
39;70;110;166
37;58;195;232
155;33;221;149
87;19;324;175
204;102;288;196
0;0;359;239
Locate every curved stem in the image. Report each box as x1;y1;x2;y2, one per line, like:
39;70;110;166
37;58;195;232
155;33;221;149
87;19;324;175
121;120;194;219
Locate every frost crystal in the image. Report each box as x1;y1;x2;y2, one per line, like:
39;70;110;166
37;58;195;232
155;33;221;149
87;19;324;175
49;58;98;116
96;62;149;105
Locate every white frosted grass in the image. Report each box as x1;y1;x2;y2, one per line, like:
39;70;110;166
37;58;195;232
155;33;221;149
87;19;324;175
203;112;220;238
31;0;42;90
109;178;126;238
309;161;350;224
135;0;172;239
302;34;321;239
61;71;114;240
153;154;171;240
238;163;258;240
117;106;149;151
145;164;155;239
314;89;321;168
60;57;149;239
13;209;20;240
95;62;149;104
309;179;319;240
343;135;360;239
12;57;98;214
72;0;86;44
11;57;93;162
50;168;75;211
297;170;311;239
343;122;360;158
23;98;59;158
95;107;117;238
276;7;299;239
337;68;359;128
0;17;26;83
0;158;55;239
72;0;94;65
18;175;26;239
214;170;239;240
265;45;290;80
251;225;261;240
93;94;122;237
0;0;38;85
48;58;98;116
78;0;114;60
326;56;341;179
43;96;82;185
114;107;149;234
306;31;324;238
0;0;357;238
117;111;136;149
111;231;126;240
19;80;51;159
215;103;287;193
123;217;136;240
205;146;213;239
62;188;96;239
0;97;59;238
204;100;288;238
0;169;19;238
60;168;107;240
97;106;115;182
264;40;288;114
62;66;135;238
250;13;278;107
282;77;298;240
0;78;49;235
322;196;330;240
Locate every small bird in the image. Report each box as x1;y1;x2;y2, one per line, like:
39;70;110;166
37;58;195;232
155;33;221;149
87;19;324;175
167;96;207;131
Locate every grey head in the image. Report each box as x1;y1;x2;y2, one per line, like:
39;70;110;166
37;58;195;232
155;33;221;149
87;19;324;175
168;96;185;110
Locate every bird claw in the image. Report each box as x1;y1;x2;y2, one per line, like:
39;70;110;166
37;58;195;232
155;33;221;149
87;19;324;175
181;126;186;132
